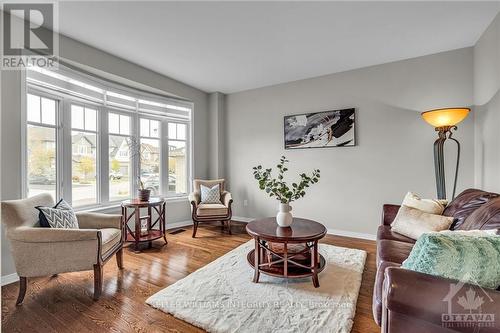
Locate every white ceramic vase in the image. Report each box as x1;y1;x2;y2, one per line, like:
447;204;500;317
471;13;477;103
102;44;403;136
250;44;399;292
276;203;293;227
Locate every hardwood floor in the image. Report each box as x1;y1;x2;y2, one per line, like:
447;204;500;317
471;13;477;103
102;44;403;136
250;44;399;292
1;222;379;333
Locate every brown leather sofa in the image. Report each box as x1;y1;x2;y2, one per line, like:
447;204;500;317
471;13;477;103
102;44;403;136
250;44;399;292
374;189;500;333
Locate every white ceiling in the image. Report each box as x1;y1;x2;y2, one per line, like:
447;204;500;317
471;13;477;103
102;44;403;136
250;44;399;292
57;1;500;94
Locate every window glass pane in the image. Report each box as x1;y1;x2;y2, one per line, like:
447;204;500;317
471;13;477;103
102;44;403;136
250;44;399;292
71;105;84;129
150;120;159;138
177;123;186;140
27;125;56;199
85;108;97;131
168;140;186;194
140;138;160;195
27;94;40;123
109;135;132;201
109;113;119;134
120;115;130;135
41;97;56;125
71;130;97;206
140;118;149;137
168;123;176;139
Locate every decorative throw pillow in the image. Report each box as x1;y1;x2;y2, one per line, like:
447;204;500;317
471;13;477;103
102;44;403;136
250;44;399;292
36;199;79;229
391;205;453;240
37;198;66;227
402;192;447;215
402;232;500;289
200;184;222;204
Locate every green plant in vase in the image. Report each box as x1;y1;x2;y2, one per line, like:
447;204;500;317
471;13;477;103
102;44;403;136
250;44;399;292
252;156;320;226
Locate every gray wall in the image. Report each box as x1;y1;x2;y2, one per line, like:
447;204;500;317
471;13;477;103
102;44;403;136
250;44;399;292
225;48;475;236
474;13;500;192
1;33;209;278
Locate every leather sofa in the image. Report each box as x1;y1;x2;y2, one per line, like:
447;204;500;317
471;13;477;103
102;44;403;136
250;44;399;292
373;189;500;333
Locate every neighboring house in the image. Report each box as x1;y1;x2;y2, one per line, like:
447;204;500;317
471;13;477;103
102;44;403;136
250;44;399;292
71;133;97;179
140;143;160;172
168;145;186;193
26;126;56;176
109;136;131;176
72;133;96;158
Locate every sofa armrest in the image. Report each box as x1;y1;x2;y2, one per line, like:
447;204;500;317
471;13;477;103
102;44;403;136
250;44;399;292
382;204;400;226
75;212;122;229
8;226;99;243
383;267;500;329
221;191;233;207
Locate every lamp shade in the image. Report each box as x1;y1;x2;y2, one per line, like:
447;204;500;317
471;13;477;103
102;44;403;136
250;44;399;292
421;108;470;128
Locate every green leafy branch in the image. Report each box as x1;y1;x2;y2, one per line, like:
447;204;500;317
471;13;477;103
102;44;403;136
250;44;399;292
252;156;320;204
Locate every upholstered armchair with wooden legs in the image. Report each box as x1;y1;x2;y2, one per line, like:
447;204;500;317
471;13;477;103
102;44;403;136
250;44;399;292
1;193;124;304
188;179;233;238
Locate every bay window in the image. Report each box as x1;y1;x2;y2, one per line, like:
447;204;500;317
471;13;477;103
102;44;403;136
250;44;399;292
24;66;192;208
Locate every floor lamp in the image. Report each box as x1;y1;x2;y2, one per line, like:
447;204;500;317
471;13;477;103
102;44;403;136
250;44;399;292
421;108;470;200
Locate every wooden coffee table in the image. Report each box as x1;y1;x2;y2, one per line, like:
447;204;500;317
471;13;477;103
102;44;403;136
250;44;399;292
246;217;327;288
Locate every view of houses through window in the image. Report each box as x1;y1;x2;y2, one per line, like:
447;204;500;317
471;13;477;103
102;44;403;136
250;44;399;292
26;93;58;199
25;67;191;208
109;113;132;201
71;104;98;206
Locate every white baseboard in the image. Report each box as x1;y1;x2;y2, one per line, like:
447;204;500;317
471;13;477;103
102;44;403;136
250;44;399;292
231;216;376;240
232;216;253;223
327;228;376;241
1;272;19;286
166;220;193;230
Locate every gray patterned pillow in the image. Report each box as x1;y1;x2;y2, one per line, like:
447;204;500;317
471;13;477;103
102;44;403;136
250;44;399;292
200;184;222;204
36;199;79;229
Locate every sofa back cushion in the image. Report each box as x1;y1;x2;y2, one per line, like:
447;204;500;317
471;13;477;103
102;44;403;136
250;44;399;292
443;189;499;230
458;198;500;231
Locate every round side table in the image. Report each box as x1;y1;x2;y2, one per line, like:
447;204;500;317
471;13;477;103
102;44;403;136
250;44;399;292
121;198;167;252
246;217;327;288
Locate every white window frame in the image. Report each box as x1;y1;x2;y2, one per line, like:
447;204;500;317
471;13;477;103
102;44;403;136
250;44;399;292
22;67;193;210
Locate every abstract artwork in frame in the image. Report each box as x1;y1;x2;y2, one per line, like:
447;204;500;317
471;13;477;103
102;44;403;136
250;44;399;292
284;108;355;149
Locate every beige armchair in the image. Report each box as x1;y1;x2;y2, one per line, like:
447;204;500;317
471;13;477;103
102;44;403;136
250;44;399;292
188;179;233;238
1;193;123;304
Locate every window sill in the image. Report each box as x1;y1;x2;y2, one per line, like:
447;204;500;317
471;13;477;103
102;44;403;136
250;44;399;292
74;195;189;213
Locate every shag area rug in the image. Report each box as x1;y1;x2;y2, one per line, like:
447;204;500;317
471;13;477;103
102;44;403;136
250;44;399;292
146;240;366;333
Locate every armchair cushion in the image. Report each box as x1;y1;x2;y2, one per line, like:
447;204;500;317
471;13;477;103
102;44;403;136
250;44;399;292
36;199;79;229
197;203;228;217
100;228;122;255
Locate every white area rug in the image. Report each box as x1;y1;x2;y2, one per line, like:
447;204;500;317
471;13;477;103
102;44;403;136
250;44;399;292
146;241;366;333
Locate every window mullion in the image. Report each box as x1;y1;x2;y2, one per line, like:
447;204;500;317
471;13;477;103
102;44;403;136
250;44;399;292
161;120;169;196
61;99;72;204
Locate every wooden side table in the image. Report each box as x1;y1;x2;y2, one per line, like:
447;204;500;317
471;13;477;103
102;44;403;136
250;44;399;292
246;217;327;288
121;198;167;252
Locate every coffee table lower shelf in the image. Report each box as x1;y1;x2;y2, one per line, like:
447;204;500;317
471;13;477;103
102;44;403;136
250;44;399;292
246;249;326;279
